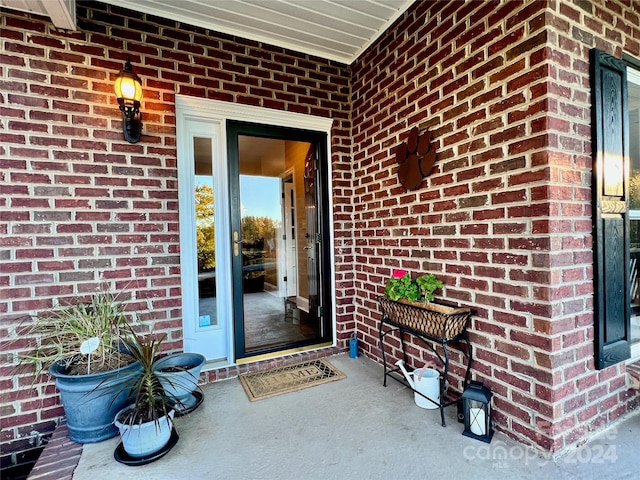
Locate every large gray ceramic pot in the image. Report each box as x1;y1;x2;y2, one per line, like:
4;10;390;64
49;360;142;443
152;353;205;411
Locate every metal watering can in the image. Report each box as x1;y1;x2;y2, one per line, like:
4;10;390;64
395;359;440;410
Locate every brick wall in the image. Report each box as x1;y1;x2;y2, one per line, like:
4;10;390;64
0;2;351;474
2;0;640;473
352;0;639;453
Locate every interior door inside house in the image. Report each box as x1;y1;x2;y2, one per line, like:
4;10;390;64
228;122;328;359
283;179;298;299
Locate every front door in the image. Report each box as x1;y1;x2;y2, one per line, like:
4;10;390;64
227;121;332;359
177;97;334;364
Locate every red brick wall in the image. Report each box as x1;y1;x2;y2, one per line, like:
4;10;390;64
0;2;351;473
2;0;640;471
352;0;639;453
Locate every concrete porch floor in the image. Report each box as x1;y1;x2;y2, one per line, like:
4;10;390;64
73;354;638;480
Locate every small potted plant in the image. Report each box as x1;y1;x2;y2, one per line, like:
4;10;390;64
380;269;470;340
113;327;179;461
18;291;141;443
384;269;443;304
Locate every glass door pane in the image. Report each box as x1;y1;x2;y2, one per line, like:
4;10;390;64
194;137;218;329
229;126;325;358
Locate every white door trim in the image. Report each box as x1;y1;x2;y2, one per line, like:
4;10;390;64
176;96;336;365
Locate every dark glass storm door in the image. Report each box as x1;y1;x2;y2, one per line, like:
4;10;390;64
227;121;331;359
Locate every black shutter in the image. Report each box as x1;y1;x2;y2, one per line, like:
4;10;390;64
591;48;631;369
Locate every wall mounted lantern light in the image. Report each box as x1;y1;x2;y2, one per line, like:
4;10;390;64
114;58;143;143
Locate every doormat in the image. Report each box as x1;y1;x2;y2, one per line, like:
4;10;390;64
239;358;346;401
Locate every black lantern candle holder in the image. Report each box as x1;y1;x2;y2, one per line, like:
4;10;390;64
461;381;493;443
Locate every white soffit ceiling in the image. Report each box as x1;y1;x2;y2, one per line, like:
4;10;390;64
0;0;76;29
99;0;416;64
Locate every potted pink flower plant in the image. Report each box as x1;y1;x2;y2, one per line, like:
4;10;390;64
384;269;443;303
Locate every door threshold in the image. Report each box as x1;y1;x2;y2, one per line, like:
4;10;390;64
235;342;333;364
202;358;231;372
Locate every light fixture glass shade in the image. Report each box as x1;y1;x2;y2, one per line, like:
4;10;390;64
114;60;143;103
114;75;143;102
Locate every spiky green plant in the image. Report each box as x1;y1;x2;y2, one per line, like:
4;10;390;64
20;291;131;376
117;327;174;427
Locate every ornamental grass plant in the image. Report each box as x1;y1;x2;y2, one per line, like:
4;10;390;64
19;290;135;377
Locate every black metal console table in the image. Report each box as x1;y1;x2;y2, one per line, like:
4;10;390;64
378;296;473;427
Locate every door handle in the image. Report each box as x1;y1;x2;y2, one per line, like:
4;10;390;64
233;231;244;256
